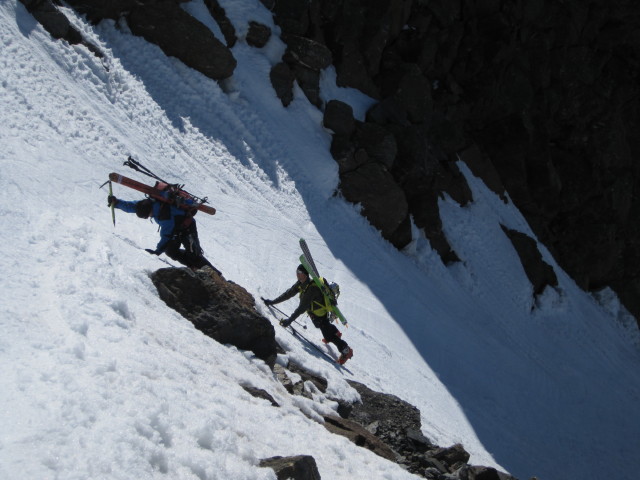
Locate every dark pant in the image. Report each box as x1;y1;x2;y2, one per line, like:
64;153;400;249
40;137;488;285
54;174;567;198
312;315;348;351
164;222;214;270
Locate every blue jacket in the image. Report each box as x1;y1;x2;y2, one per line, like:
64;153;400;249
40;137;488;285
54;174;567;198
115;198;192;253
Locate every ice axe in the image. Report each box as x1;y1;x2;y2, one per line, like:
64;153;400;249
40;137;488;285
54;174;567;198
99;179;116;226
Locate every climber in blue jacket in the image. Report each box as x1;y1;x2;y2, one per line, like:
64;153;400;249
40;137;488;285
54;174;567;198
108;193;216;272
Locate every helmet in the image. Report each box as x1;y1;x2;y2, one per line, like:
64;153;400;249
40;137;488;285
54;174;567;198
296;264;309;276
135;199;153;218
328;282;340;299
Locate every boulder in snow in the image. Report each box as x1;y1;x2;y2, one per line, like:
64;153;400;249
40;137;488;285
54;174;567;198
150;267;278;368
259;455;321;480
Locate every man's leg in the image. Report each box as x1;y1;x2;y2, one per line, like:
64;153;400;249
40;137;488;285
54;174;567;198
164;236;192;267
180;224;220;273
318;318;348;352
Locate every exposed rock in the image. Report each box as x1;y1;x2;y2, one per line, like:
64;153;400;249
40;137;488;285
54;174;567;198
150;267;278;367
246;21;271;48
431;443;470;469
63;0;138;23
501;226;558;296
288;361;328;393
458;144;506;201
203;0;237;48
323;100;356;137
266;0;640;325
345;381;424;453
126;1;236;81
259;455;321;480
354;122;397;169
330;135;364;174
270;62;295;106
62;0;236;80
339;162;410;247
291;63;322;107
259;0;276;11
322;415;397;462
271;0;310;36
282;34;332;72
242;385;280;407
19;0;102;57
272;361;329;398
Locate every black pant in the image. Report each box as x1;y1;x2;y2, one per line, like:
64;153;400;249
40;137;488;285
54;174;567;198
164;222;213;270
312;315;348;351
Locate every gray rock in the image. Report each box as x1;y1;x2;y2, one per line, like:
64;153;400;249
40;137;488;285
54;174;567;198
259;455;321;480
150;267;278;367
126;1;236;81
246;21;271;48
270;62;295;106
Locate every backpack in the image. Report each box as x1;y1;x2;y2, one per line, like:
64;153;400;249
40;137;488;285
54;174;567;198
320;278;340;322
154;181;197;211
153;181;198;227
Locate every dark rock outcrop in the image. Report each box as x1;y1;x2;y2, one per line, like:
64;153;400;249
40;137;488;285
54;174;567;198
19;0;102;57
203;0;237;48
246;21;271;48
270;62;295;106
62;0;237;80
336;381;516;479
126;1;236;81
323;100;356;137
242;385;280;407
150;267;278;367
265;0;640;325
501;226;558;296
322;415;397;462
259;455;321;480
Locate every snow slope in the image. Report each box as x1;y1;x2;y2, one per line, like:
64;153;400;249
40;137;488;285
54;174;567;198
1;1;639;479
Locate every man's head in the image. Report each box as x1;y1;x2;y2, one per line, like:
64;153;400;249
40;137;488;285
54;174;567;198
135;199;153;218
296;263;309;281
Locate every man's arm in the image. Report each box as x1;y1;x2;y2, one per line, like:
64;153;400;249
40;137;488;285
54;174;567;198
288;284;322;321
112;199;139;214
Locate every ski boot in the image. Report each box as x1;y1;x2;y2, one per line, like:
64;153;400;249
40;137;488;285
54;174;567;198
337;347;353;365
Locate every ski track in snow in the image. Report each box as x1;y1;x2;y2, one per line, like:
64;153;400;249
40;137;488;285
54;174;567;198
2;1;640;479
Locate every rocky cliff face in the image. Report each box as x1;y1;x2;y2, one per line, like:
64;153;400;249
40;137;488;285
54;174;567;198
266;0;640;325
23;0;640;323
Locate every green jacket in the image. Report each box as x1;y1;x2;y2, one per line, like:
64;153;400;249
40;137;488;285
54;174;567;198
271;279;328;321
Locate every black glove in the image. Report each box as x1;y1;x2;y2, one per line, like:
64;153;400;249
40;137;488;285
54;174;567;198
145;248;159;255
279;318;292;327
263;298;274;306
108;195;117;207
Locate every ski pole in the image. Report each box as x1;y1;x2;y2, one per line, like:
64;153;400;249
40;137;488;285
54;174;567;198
124;156;167;183
124;156;209;205
261;299;307;329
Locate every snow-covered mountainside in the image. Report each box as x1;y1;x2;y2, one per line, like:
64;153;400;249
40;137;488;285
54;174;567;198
1;1;639;479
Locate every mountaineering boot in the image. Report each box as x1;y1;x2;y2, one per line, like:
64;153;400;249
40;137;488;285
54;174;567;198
337;346;353;365
322;331;342;344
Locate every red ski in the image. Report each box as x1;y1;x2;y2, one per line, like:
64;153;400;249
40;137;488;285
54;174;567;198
109;172;216;215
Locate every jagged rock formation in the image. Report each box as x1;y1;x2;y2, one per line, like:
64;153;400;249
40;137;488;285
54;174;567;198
18;0;102;57
31;0;237;81
264;0;640;324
